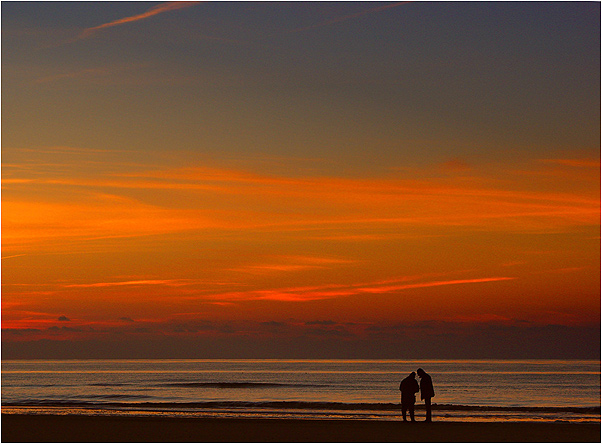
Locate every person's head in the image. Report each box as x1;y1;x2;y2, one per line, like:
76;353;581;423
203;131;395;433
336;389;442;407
417;368;425;377
409;371;416;378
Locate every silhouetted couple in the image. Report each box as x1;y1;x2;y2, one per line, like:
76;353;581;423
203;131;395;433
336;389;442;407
399;368;435;422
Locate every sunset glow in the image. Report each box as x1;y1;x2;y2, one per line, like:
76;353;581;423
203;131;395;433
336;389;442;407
2;2;599;359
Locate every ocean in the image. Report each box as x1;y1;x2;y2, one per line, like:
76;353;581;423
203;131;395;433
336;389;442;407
2;359;600;423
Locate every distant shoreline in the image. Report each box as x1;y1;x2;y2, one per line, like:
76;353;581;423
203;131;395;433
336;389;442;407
2;413;600;442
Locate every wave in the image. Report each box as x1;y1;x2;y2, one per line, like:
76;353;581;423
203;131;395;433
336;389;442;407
435;404;600;414
85;394;153;400
4;400;599;414
89;383;129;387
158;382;324;389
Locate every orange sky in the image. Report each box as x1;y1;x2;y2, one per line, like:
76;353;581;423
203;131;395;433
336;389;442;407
2;2;600;359
3;147;600;357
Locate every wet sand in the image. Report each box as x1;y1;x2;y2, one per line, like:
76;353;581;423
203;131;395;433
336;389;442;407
1;414;600;442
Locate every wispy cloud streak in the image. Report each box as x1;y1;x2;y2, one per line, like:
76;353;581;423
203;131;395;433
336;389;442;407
79;2;201;39
1;254;28;260
3;157;600;252
201;276;515;302
64;279;199;288
540;159;601;168
287;2;411;34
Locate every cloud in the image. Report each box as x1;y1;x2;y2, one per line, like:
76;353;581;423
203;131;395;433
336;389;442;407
540;159;601;168
58;316;70;322
3;156;599;253
232;255;356;274
201;275;515;303
9;146;131;155
49;325;81;332
261;321;287;327
286;2;411;35
33;64;148;85
353;277;516;295
79;2;201;39
305;327;352;338
305;320;337;326
233;264;324;273
1;254;27;260
440;158;471;173
63;279;198;289
4;317;598;359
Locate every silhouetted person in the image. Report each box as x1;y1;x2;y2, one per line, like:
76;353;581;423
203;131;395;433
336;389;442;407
417;368;435;422
399;371;419;422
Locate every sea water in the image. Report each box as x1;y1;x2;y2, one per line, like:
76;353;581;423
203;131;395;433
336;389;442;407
2;359;600;422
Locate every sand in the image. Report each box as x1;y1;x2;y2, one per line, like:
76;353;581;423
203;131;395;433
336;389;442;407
1;414;600;442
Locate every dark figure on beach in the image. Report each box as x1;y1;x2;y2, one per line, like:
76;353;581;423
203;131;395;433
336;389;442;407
417;368;435;422
399;372;419;422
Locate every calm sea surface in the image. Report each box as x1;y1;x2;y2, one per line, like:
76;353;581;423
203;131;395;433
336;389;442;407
2;360;600;423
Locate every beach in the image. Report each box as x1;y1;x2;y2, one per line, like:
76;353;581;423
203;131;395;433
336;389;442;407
2;414;600;443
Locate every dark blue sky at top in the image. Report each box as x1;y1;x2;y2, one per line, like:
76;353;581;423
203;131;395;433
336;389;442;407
2;2;600;171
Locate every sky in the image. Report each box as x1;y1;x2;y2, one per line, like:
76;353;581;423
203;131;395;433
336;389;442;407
2;1;600;359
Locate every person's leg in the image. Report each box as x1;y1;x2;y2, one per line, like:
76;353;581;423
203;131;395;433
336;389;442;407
425;398;432;422
409;403;415;422
402;404;407;421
